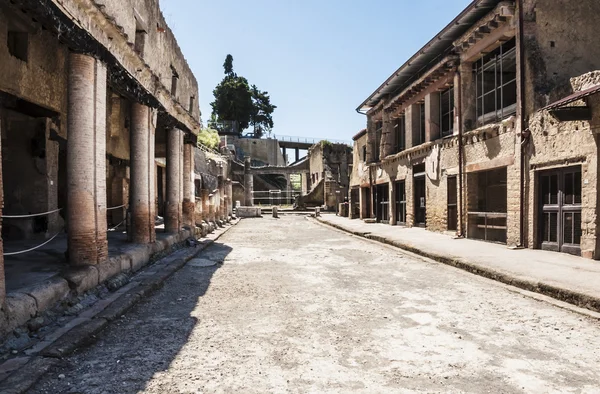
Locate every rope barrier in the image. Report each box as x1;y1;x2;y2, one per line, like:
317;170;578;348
2;208;62;219
106;204;127;211
108;220;126;232
3;231;63;256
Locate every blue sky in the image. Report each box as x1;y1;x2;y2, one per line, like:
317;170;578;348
161;0;472;142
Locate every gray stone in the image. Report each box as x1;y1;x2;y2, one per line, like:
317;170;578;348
188;258;218;268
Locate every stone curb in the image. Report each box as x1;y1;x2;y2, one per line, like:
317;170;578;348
314;217;600;314
0;220;239;394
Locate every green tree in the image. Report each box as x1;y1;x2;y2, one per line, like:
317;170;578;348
210;55;253;133
210;55;276;137
197;127;220;150
250;85;277;139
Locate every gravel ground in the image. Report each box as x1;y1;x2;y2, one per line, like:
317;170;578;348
30;216;600;393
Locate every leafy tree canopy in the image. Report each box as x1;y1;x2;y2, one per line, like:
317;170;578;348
210;55;276;138
197;127;220;150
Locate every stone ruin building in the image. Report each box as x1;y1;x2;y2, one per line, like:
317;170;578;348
350;0;600;259
0;0;232;338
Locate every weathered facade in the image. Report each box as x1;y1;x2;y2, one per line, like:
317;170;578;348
0;0;231;338
350;0;600;259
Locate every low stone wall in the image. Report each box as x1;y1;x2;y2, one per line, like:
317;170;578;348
236;207;262;218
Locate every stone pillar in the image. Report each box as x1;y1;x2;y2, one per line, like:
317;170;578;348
389;181;397;226
425;92;441;141
282;147;287;165
405;104;421;148
244;156;254;206
201;189;210;222
67;53;108;266
365;117;375;163
182;142;195;228
460;62;476;132
380;111;394;158
227;180;233;216
130;102;156;244
165;128;181;233
208;192;216;222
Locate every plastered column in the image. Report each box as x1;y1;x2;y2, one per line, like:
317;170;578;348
165;128;181;233
67;53;108;266
389;181;397;226
182;142;195;228
244;157;254;206
130;102;156;244
201;189;210;222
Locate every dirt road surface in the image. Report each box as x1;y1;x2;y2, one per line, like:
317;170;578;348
30;216;600;393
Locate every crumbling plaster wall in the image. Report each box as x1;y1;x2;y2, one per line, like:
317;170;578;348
525;72;600;258
0;7;68;130
94;0;200;121
523;0;600;115
350;134;368;188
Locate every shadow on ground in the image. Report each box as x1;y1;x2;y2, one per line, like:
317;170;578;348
30;241;234;394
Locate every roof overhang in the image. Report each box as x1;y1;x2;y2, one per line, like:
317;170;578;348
356;0;504;114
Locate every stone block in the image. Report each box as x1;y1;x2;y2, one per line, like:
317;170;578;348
97;257;123;284
119;255;132;272
5;293;37;332
125;245;151;272
62;266;99;294
23;277;70;313
236;206;262;218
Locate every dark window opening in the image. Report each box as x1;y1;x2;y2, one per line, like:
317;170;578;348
474;38;517;126
170;66;179;98
447;176;457;231
134;30;146;56
7;31;28;62
395;180;406;224
467;168;507;243
189;95;195;113
362;145;367;162
440;87;454;137
395;117;405;153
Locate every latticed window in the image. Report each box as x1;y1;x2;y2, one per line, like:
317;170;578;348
440;87;454;137
474;38;517;126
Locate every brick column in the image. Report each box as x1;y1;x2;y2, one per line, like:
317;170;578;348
130;102;156;244
182;142;195;228
244;157;254;206
425;92;441;142
179;130;184;226
165;127;181;233
380;111;395;158
67;53;108;266
0;110;5;305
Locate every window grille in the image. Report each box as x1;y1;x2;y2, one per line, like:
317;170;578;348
474;38;517;126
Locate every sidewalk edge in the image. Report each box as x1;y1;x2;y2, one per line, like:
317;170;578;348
0;219;239;393
313;217;600;314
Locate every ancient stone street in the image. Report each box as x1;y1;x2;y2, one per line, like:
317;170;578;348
30;216;600;393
